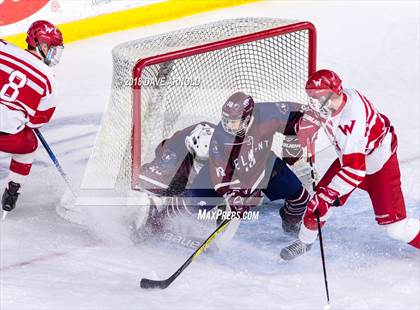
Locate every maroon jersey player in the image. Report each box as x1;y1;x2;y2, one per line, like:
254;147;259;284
1;21;64;213
209;92;311;235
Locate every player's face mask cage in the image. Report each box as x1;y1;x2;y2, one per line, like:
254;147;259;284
308;91;334;118
44;45;64;66
35;38;64;67
222;115;250;137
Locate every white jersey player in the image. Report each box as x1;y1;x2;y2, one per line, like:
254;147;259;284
281;69;419;260
1;21;63;213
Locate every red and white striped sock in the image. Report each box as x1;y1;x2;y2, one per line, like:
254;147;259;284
8;152;36;185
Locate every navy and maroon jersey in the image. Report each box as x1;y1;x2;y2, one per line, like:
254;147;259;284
137;121;216;196
209;102;303;197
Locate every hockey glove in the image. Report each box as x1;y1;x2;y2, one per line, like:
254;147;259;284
282;136;303;165
225;189;261;218
295;110;321;154
307;186;339;218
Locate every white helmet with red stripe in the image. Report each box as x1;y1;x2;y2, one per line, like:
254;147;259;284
185;123;215;162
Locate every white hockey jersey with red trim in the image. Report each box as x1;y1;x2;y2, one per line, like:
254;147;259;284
0;40;57;132
320;88;394;197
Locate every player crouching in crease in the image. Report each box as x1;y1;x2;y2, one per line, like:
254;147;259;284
0;21;64;214
281;69;420;261
132;92;313;242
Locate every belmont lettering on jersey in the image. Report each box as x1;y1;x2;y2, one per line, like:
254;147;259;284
233;151;256;171
214;136;270;177
216;167;226;177
338;120;356;135
231;136;269;172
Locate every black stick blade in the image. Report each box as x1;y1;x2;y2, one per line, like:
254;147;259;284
139;220;232;290
140;278;171;289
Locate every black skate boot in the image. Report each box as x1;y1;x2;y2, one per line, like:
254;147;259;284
279;206;303;237
2;181;21;212
280;239;312;261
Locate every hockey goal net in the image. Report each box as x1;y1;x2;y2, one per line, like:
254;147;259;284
81;18;316;195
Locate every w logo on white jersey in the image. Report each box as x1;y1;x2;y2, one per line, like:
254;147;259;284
338;120;356;135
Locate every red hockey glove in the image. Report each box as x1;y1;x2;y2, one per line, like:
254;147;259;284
282;136;303;165
307;187;339;218
296;110;320;150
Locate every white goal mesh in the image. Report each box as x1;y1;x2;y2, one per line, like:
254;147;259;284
81;18;316;196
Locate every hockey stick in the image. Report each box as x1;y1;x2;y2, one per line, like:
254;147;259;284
307;144;331;308
299;93;334;307
34;129;76;197
140;218;232;289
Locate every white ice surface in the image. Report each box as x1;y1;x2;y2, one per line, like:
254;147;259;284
1;1;419;309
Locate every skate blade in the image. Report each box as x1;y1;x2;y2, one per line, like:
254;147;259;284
2;211;8;220
278;258;288;264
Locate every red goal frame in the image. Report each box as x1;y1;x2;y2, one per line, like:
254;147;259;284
131;21;317;189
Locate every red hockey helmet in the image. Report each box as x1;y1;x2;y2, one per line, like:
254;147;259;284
305;69;343;116
26;20;64;66
221;92;255;137
305;69;343;99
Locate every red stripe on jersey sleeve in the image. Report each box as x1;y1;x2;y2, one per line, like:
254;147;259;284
358;92;375;125
327;153;367;196
361;98;370;137
336;172;359;188
27;107;56;128
369;118;387;147
342;153;366;171
340;168;365;183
